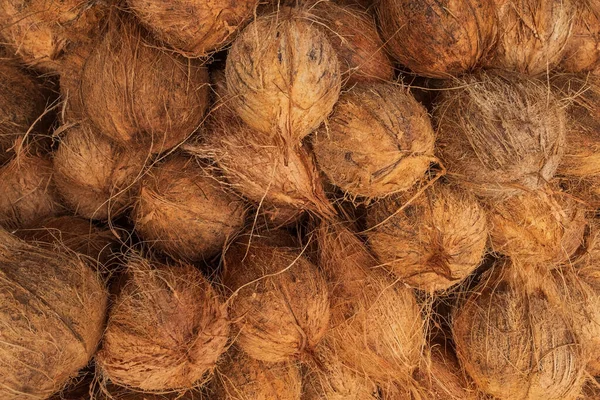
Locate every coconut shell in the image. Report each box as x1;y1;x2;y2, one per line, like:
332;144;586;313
376;0;497;78
53;121;146;221
80;19;209;153
0;228;107;400
225;8;341;144
365;184;488;292
453;260;587;400
560;3;600;73
313;83;436;199
97;257;229;391
435;71;566;197
222;231;330;363
133;154;246;261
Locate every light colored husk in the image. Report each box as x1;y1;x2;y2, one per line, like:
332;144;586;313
97;257;229;391
376;0;497;78
222;232;330;363
435;71;566;198
560;2;600;73
313;83;436;199
133;154;246;261
0;228;107;400
364;184;488;292
99;385;205;400
225;7;341;144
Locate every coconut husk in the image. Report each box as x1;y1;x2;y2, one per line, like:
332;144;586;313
560;2;600;73
80;18;209;153
99;385;205;400
53;121;147;221
583;379;600;399
255;205;306;230
435;71;566;198
225;7;341;145
133;154;247;262
222;231;330;363
0;228;107;400
364;184;488;292
557;176;600;212
376;0;497;78
97;256;229;391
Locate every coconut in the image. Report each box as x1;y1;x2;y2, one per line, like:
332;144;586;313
376;0;497;78
364;184;487;292
560;3;600;73
453;260;587;400
225;8;341;145
435;71;566;198
312;83;436;199
80;18;209;153
256;205;306;229
0;228;107;399
491;0;577;75
558;176;600;212
100;385;204;399
53;121;147;221
97;256;229;391
133;154;247;261
213;346;302;400
222;231;330;363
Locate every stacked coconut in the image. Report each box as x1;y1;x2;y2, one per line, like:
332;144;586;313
1;0;600;399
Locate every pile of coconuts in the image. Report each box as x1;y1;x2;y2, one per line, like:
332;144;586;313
3;0;600;399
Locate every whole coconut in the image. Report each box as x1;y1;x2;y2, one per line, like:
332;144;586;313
133;154;247;261
97;257;229;391
435;71;566;197
560;2;600;73
80;19;209;153
127;0;259;57
0;228;107;400
453;261;587;400
365;184;488;292
376;0;497;78
313;83;436;199
222;231;330;363
225;8;341;144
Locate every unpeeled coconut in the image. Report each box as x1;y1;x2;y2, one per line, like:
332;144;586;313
560;2;600;73
99;385;204;399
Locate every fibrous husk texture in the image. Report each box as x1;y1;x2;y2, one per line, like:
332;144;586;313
133;154;246;261
0;228;107;400
435;71;566;198
376;0;497;78
560;1;600;72
100;385;205;400
127;0;259;57
222;232;330;363
313;83;436;199
97;257;229;391
225;8;341;145
53;121;147;221
365;184;488;292
453;261;587;400
80;18;209;153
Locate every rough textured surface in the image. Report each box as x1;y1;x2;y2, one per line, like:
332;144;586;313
560;2;600;72
99;385;205;399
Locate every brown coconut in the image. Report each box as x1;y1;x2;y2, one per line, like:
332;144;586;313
313;83;436;199
365;184;488;292
100;385;205;399
560;2;600;73
435;71;566;197
491;0;577;75
80;19;209;153
213;346;302;400
222;231;330;363
97;257;229;391
133;154;247;261
453;260;587;400
376;0;497;78
0;228;107;400
225;8;341;144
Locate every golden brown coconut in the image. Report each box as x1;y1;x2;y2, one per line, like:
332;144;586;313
127;0;259;57
491;0;577;75
365;184;488;292
225;8;341;145
453;260;587;400
53;121;147;221
80;18;209;153
376;0;497;78
97;257;229;391
435;71;566;197
0;228;107;400
560;2;600;73
313;83;436;199
222;231;330;363
213;346;302;400
133;154;247;261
